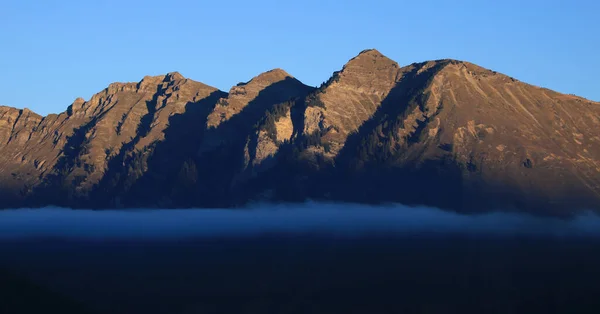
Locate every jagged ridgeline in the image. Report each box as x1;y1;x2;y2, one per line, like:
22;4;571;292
1;49;600;215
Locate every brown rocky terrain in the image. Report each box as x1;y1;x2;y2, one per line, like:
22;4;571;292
0;49;599;214
1;72;224;207
237;50;600;215
194;69;314;206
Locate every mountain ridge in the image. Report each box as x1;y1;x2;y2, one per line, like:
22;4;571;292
0;49;599;215
3;61;597;118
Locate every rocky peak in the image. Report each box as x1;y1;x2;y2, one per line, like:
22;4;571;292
355;48;385;58
325;49;400;93
68;97;87;114
105;81;138;94
91;72;195;98
251;68;292;84
130;72;186;92
343;49;397;70
207;68;309;128
164;71;185;82
137;74;168;91
231;68;293;92
73;97;86;106
0;106;41;120
300;50;402;150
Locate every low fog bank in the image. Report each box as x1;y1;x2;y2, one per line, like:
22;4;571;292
0;202;599;240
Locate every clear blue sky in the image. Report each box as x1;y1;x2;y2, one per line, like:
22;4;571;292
1;0;598;115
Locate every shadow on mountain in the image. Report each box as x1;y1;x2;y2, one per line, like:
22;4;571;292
23;77;313;209
29;78;185;209
30;116;100;208
93;90;225;208
194;77;313;207
324;60;469;210
0;268;92;314
85;89;163;208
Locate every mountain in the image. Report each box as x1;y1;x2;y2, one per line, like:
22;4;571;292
14;72;225;208
0;49;599;215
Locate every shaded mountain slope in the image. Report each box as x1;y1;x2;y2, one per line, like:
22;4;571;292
195;70;315;207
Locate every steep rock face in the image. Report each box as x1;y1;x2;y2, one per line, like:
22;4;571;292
30;73;223;206
93;74;222;207
196;71;314;206
202;69;312;150
301;49;402;156
207;69;297;128
0;104;90;203
241;103;297;178
0;107;45;192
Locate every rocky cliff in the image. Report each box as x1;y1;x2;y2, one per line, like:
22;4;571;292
1;49;599;215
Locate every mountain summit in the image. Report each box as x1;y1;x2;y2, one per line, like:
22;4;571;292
0;49;599;215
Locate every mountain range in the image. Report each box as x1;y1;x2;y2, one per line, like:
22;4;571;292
1;49;599;215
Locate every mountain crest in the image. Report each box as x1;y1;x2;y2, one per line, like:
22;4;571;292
0;49;599;214
299;49;403;151
72;97;86;106
316;49;400;93
357;48;385;57
164;71;185;81
241;68;293;88
343;49;398;70
207;68;311;129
